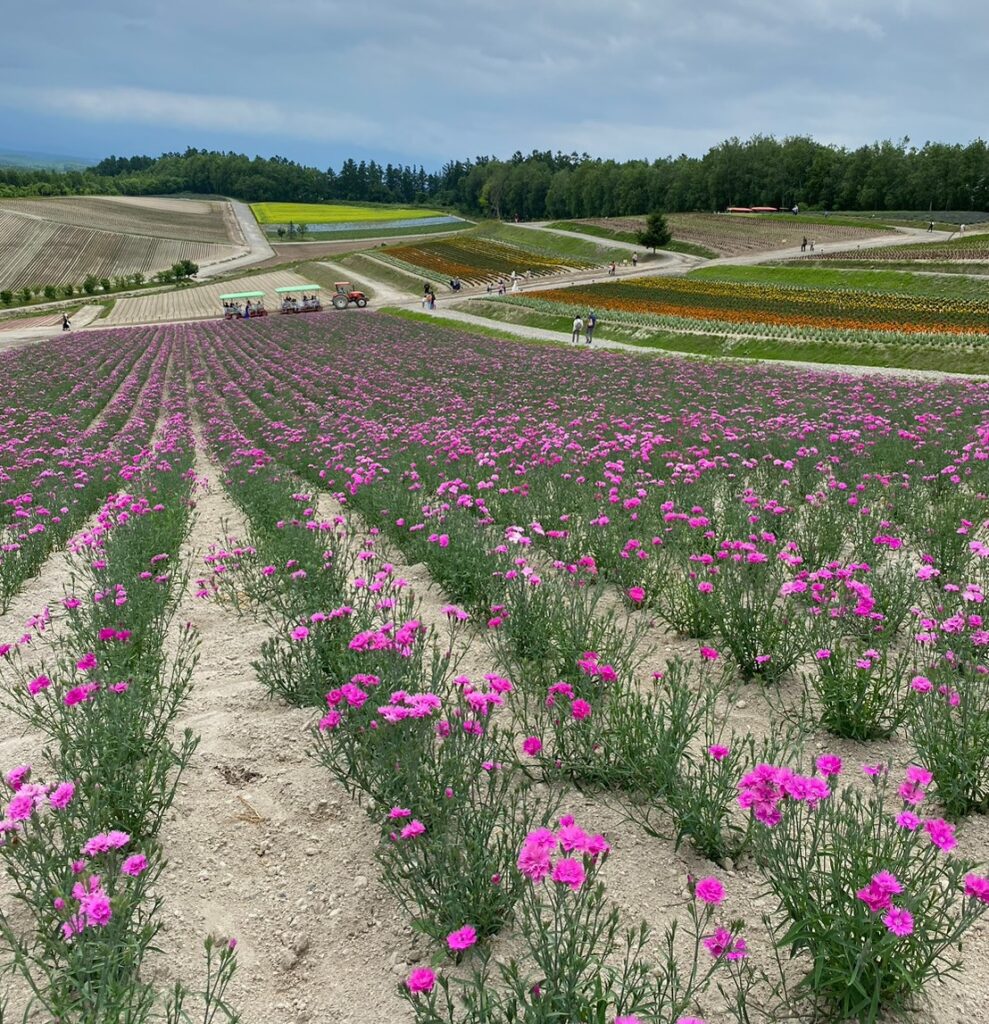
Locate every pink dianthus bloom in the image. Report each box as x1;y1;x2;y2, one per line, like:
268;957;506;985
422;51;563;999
28;674;51;695
924;818;957;851
446;925;477;951
121;854;148;876
82;830;130;856
571;699;592;720
406;968;436;994
815;754;842;776
676;1018;708;1024
883;906;914;937
627;586;645;603
552;857;586;891
707;744;730;761
699;646;719;661
694;876;725;905
400;820;426;839
910;675;932;693
76;652;97;672
5;792;35;822
49;781;75;810
388;807;412;819
5;764;31;791
291;625;309;641
703;927;747;960
616;1017;644;1024
964;873;989;904
895;811;921;830
522;736;543;756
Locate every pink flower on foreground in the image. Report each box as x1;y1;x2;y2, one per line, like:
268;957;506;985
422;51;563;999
76;652;97;672
406;968;436;994
5;764;31;791
82;831;130;856
49;781;75;810
964;874;989;904
924;818;957;851
28;674;51;695
446;925;477;951
883;907;914;937
121;854;148;876
400;820;426;839
627;586;645;603
521;736;543;756
703;927;747;960
552;857;586;891
571;699;592;720
291;626;309;641
815;755;843;777
699;646;719;661
694;876;725;905
707;744;730;761
857;871;904;913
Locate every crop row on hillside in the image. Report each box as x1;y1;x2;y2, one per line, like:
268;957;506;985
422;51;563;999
0;210;240;290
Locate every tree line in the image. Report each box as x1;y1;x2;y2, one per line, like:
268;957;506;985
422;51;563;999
1;136;988;216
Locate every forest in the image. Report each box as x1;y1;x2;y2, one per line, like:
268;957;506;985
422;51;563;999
1;136;987;218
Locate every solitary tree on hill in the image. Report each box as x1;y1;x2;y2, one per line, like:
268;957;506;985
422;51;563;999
637;210;672;252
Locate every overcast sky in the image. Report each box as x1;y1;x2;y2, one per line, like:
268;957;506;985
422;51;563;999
2;0;987;168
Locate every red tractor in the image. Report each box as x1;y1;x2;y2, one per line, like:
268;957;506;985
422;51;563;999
331;282;369;309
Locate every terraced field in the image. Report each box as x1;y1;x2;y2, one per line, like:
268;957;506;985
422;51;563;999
101;269;311;325
0;196;244;291
801;231;989;265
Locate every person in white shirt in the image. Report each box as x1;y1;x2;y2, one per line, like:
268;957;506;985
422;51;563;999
571;315;583;344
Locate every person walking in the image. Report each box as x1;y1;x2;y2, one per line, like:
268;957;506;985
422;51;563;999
928;220;935;232
801;237;807;252
585;311;597;345
631;253;638;267
61;313;70;331
571;314;583;344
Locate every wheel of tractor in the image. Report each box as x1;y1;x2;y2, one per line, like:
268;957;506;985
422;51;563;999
356;297;367;308
332;295;348;310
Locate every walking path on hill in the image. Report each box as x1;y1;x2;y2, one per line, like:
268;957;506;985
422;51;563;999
197;200;276;279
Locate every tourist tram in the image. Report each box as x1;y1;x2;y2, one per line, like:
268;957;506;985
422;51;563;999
219;291;268;319
219;282;369;320
276;284;322;313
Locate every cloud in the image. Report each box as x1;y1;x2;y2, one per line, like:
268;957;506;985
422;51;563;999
3;86;384;146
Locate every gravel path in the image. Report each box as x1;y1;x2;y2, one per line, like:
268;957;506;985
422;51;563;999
196;200;275;280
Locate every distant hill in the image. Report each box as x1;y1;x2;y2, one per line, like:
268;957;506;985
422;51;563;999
0;149;94;171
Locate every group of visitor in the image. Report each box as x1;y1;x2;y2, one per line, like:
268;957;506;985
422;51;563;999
223;299;267;319
570;311;597;346
281;294;320;313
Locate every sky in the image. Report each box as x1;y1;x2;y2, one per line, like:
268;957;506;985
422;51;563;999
2;0;988;169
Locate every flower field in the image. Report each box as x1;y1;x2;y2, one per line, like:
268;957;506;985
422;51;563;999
3;311;989;1022
510;273;989;340
383;235;594;282
251;202;448;225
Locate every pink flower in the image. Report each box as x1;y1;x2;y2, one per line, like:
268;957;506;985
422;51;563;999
517;841;552;882
924;818;957;851
616;1017;645;1024
82;831;130;856
5;792;35;821
627;586;645;603
883;907;914;937
571;699;592;720
552;857;586;891
79;890;112;927
388;807;412;819
905;765;933;787
400;820;426;839
694;876;725;905
707;744;730;761
676;1019;708;1024
703;927;747;960
964;873;989;904
49;781;75;810
522;736;543;756
815;755;842;777
406;968;436;994
5;764;31;791
699;646;719;661
75;652;97;672
121;854;148;876
27;674;51;695
291;625;309;641
895;811;921;831
446;925;477;951
910;675;932;693
64;684;99;706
